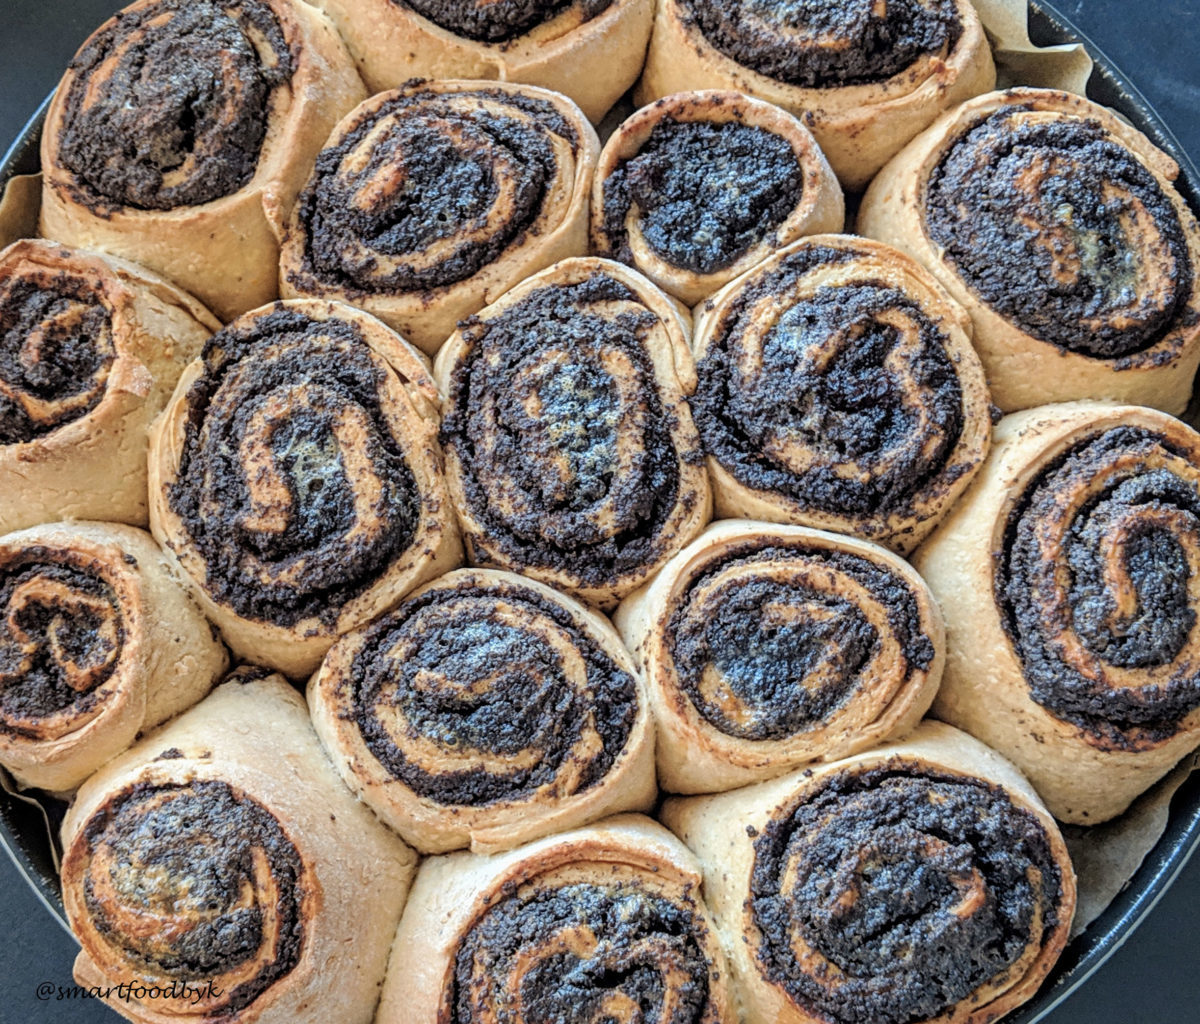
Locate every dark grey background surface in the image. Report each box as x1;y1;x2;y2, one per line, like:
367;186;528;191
1;1;1199;1022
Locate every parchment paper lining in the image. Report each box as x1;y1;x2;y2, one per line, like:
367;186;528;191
0;0;1196;953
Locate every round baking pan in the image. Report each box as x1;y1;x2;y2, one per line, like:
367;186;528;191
2;2;1200;1022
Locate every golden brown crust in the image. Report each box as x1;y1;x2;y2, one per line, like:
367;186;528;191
148;298;462;679
636;0;995;191
279;81;598;355
591;90;844;306
0;521;227;793
60;672;417;1024
39;0;366;322
309;0;654;122
435;256;711;609
614;520;944;793
859;88;1200;413
662;721;1076;1024
0;239;217;536
308;567;656;854
913;401;1200;823
690;233;991;554
375;814;735;1024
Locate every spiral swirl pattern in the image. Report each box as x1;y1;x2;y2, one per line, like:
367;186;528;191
999;425;1200;741
291;87;583;296
403;0;613;42
76;779;305;1016
684;0;962;87
668;543;934;742
55;0;292;212
166;307;423;628
441;268;705;598
351;575;638;805
750;765;1064;1024
925;105;1194;359
0;551;123;740
451;867;716;1024
692;241;983;544
0;271;114;444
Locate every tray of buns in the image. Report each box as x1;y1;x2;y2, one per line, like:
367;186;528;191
3;2;1200;1023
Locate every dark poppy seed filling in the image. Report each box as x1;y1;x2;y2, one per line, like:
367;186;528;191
998;426;1200;743
0;553;124;731
0;273;115;444
683;0;962;88
600;118;804;275
452;877;712;1024
352;577;637;805
442;273;691;586
293;88;579;295
56;0;293;212
400;0;614;43
692;245;965;517
925;106;1194;359
167;308;421;628
80;780;304;1014
750;766;1063;1024
668;545;933;741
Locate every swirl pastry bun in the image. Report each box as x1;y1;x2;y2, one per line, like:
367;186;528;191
591;90;843;306
914;402;1200;823
0;239;217;536
663;721;1076;1024
39;0;366;321
0;521;227;793
690;233;992;554
636;0;995;190
376;814;734;1024
281;81;598;355
148;299;461;679
309;567;655;854
436;256;711;609
859;87;1200;413
59;669;417;1024
308;0;654;122
615;520;943;793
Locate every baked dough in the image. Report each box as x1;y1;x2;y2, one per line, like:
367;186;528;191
614;519;943;793
39;0;366;321
309;567;655;854
859;88;1200;413
636;0;995;190
60;670;417;1024
148;299;461;678
914;402;1200;823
